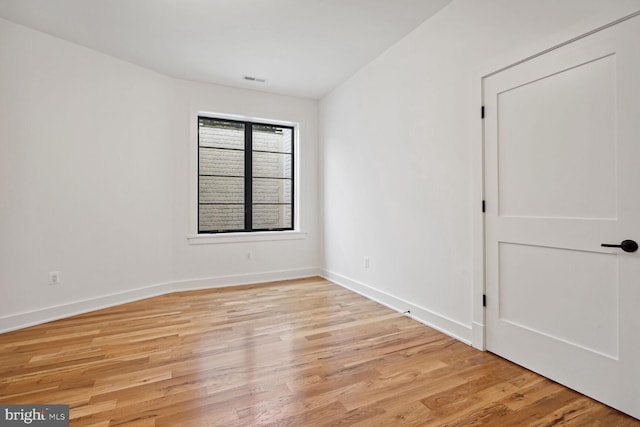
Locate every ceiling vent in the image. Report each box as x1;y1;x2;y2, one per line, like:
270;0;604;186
244;76;266;83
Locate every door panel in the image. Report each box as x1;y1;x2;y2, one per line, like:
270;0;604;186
497;54;617;219
498;242;618;358
484;14;640;419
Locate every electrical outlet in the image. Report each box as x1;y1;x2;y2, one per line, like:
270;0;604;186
364;257;370;268
49;271;61;285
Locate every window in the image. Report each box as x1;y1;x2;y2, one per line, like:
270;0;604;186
198;116;294;233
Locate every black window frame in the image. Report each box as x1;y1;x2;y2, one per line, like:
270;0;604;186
197;116;295;234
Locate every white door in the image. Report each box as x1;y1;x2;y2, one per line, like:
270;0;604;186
484;14;640;419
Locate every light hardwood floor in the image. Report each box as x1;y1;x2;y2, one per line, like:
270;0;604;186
1;277;638;426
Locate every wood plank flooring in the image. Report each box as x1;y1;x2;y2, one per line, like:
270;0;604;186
1;277;638;426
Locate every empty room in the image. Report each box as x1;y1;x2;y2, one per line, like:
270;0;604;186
1;0;640;425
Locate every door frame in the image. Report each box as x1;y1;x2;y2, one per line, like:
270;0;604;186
470;8;640;351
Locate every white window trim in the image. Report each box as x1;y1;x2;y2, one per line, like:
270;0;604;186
187;230;307;245
188;110;303;244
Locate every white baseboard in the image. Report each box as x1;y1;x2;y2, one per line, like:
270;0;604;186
0;267;322;333
1;267;473;344
172;267;322;292
321;269;472;345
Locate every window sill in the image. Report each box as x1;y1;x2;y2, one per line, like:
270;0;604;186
187;231;307;245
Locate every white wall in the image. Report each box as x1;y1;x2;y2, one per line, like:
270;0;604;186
319;0;640;344
170;79;320;283
4;0;639;337
0;18;320;331
0;18;174;326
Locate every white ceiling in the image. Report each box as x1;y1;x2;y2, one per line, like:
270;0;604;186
0;0;452;99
